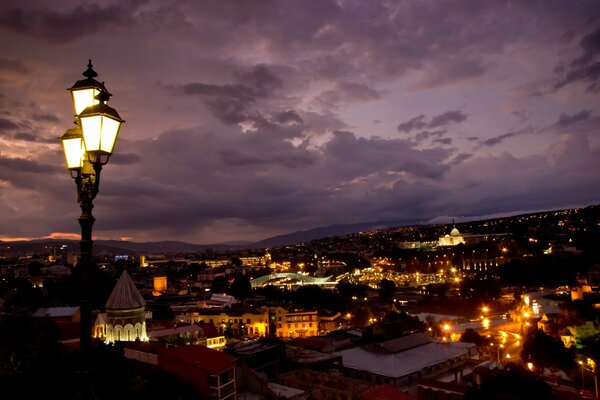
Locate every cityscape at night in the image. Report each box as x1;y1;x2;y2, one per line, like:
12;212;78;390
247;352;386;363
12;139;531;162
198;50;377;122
1;1;600;399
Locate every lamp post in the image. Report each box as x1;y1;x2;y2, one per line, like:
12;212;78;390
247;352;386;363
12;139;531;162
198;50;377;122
60;60;124;363
580;361;585;388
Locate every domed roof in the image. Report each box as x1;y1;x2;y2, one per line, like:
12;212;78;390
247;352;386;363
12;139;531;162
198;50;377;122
450;227;460;236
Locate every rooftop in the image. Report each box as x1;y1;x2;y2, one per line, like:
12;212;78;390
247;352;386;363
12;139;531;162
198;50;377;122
335;341;474;379
106;270;145;310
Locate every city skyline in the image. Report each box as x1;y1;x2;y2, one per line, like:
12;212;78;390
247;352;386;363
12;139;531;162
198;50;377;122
1;1;600;244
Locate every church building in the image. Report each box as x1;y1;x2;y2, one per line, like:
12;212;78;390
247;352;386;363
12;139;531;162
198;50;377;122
103;269;149;343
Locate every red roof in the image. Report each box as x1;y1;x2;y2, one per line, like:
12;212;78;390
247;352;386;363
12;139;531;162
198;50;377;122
159;345;236;374
362;384;415;400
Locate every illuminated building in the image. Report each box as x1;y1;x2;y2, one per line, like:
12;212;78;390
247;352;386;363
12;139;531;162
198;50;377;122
175;308;270;337
104;270;148;343
438;226;466;247
153;273;167;296
272;307;319;338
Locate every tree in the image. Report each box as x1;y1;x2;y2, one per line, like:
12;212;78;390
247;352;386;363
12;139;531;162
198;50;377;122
229;274;252;300
378;279;396;303
210;276;229;294
231;257;242;267
464;363;554;400
459;274;500;301
460;328;487;347
337;281;367;299
521;330;575;373
27;261;44;276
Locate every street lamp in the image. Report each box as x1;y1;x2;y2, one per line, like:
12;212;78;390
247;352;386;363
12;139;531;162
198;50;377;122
60;60;124;362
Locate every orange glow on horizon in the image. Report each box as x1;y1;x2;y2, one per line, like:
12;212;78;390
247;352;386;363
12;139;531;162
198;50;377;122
1;233;136;242
0;237;33;242
1;232;79;241
43;232;81;240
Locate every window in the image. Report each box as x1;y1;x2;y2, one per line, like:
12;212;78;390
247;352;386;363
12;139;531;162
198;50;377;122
246;319;251;324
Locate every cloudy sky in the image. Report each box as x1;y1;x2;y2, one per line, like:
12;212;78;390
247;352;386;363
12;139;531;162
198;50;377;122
1;0;599;244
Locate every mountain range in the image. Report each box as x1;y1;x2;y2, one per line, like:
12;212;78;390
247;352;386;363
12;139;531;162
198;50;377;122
2;204;597;255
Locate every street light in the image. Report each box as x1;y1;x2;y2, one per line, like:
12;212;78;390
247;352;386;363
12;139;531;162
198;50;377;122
60;60;124;362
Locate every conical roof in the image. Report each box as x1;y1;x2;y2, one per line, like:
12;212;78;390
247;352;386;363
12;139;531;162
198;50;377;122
105;270;145;310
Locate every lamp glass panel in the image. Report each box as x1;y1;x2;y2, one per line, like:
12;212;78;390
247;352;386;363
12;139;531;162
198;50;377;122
72;88;100;115
62;136;84;169
80;115;102;152
99;116;121;154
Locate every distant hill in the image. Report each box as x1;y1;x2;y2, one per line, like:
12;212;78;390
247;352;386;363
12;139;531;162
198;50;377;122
251;219;421;248
0;239;239;256
2;204;597;256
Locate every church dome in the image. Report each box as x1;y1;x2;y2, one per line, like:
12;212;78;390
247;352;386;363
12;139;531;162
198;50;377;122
450;227;460;237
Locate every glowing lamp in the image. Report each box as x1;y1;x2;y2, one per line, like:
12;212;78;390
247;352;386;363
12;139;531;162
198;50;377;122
79;94;124;160
60;126;84;170
68;60;106;116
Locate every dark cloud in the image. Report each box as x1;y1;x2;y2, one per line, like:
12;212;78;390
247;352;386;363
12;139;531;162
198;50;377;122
0;58;27;74
0;156;62;191
448;153;473;165
556;110;591;127
109;152;141;166
554;26;600;92
428;111;468;128
13;132;37;142
479;126;535;147
172;64;282;124
0;117;18;130
237;65;282;97
480;132;518;147
414;130;445;143
315;81;381;109
398;115;426;133
572;26;600;67
0;3;137;42
32;113;60;123
434;138;453;145
399;111;468;134
273;110;303;125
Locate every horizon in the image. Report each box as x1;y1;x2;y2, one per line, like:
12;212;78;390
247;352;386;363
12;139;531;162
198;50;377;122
1;202;594;246
1;1;599;244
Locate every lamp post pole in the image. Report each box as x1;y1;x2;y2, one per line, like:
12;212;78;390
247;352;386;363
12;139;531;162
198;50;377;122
76;165;99;359
579;361;585;389
61;61;124;365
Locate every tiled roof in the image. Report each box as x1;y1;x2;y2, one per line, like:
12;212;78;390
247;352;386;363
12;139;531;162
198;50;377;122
159;345;236;374
378;333;432;353
105;270;145;310
362;384;415;400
